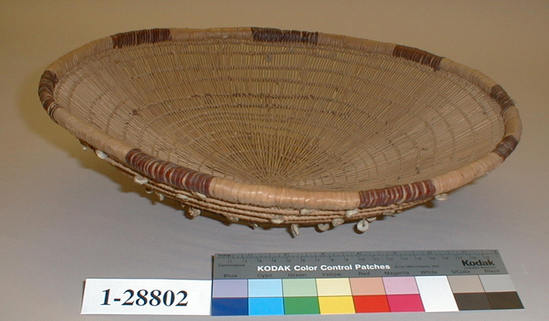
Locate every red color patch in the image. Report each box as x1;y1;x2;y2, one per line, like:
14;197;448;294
353;295;390;313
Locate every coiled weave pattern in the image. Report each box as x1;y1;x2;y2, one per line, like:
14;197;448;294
39;27;521;227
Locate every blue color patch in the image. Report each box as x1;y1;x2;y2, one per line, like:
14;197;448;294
211;298;248;316
212;279;248;298
249;297;285;315
248;279;283;297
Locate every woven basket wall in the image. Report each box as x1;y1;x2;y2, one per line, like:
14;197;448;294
39;27;521;233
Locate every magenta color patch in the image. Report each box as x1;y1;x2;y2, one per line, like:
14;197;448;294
382;277;419;294
387;294;424;312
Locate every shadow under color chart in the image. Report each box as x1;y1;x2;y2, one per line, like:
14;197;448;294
211;250;523;316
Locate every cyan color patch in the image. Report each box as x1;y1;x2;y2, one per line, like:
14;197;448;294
248;297;284;315
248;279;283;297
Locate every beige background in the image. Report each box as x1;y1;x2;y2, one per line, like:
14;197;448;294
1;0;547;320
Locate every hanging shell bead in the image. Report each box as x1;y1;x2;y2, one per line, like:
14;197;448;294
176;193;190;200
227;215;239;223
435;193;449;201
134;175;148;185
193;192;207;200
332;218;344;227
345;208;359;218
290;224;300;237
95;150;108;159
317;223;330;232
356;219;369;233
187;207;201;217
270;216;284;225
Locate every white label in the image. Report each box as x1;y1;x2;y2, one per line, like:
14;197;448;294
81;279;212;315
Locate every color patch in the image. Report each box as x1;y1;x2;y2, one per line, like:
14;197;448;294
316;278;351;296
282;278;317;297
448;275;485;293
480;274;516;292
453;293;491;310
212;279;247;298
383;277;419;294
248;279;282;297
350;277;386;295
318;296;355;314
416;276;458;312
486;292;523;309
211;298;248;316
248;297;284;315
353;295;390;313
284;297;320;314
387;294;424;312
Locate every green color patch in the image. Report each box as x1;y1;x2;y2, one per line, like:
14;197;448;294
282;278;317;297
283;297;320;315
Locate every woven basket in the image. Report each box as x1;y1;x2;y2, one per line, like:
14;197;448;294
39;27;521;234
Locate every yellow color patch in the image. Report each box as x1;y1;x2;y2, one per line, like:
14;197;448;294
318;296;355;314
316;278;352;296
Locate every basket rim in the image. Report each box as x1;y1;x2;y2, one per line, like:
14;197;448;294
38;27;522;214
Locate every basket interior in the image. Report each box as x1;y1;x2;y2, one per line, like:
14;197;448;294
54;38;504;191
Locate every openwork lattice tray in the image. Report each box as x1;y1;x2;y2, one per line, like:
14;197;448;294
39;27;521;235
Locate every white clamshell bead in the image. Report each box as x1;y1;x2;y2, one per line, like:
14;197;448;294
144;187;153;194
187;207;201;217
95;150;108;159
356;219;369;233
290;224;300;237
345;208;359;218
270;216;284;225
435;193;449;201
332;218;344;227
193;192;207;200
176;193;190;200
134;175;148;185
156;192;165;201
317;223;330;232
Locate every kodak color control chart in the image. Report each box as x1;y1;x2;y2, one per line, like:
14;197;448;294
212;250;523;316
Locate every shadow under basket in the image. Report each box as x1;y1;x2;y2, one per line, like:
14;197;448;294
38;27;521;235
